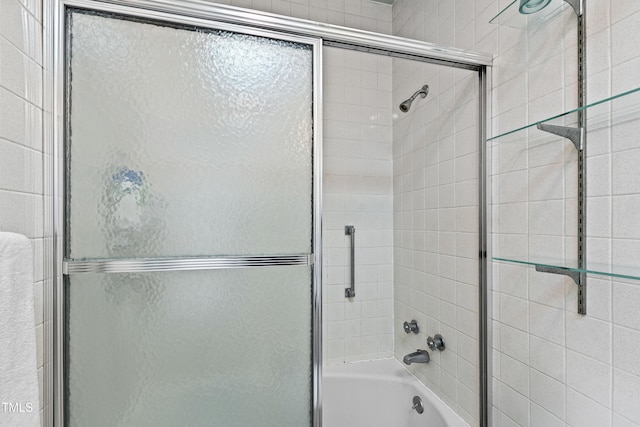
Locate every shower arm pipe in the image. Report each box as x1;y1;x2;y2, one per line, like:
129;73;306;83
399;84;429;112
407;85;429;103
345;225;355;298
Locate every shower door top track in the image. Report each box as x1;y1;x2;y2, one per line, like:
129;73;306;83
58;0;493;69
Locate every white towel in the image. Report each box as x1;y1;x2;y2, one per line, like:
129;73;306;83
0;232;41;426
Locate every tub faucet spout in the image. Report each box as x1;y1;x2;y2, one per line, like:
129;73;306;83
403;349;430;365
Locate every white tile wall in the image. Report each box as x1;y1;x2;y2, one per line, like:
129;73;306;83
476;0;640;426
322;46;394;364
391;1;640;426
391;53;480;425
0;0;44;421
205;0;393;33
391;1;484;425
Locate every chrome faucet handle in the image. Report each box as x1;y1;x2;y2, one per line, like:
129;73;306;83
412;396;424;414
427;334;445;351
403;320;419;334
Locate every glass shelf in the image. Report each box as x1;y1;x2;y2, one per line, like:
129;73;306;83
491;85;640;287
493;257;640;281
488;86;640;142
490;0;573;29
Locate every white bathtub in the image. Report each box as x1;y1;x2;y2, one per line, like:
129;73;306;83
322;359;468;427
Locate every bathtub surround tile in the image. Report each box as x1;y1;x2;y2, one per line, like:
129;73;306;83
456;331;477;365
392;49;480;423
529;302;565;346
458;356;477;392
567;388;612;427
499;382;530;427
527;270;568;309
612;149;640;196
612;195;640;240
498;294;529;332
566;349;612;408
614;413;640;427
612;240;640;274
566;313;612;364
611;10;640;67
457;306;478;339
345;337;363;361
500;353;529;397
530;369;566;420
441;368;458;401
612;55;640;96
613;325;640;378
327;339;345;360
613;368;640;424
0;86;33;147
613;281;640;331
327;321;345;340
499;323;529;364
530;335;565;382
531;403;564;427
424;357;442;387
471;0;640;424
584;276;612;323
497;264;529;299
0;138;37;194
323;47;394;365
458;382;479;425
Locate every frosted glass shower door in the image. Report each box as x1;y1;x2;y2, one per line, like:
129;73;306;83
63;8;318;426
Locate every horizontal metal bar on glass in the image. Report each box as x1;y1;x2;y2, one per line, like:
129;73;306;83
64;255;313;274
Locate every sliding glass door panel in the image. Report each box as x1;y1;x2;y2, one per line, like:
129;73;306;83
66;267;312;426
67;10;314;259
64;8;318;427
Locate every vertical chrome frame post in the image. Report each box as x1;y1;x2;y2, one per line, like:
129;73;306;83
50;2;66;426
478;65;490;427
312;34;323;427
42;1;59;425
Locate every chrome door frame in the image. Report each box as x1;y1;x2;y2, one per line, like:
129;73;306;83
46;1;323;425
43;1;492;426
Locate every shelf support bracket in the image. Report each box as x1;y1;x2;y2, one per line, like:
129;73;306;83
535;265;586;314
536;123;584;151
563;0;583;17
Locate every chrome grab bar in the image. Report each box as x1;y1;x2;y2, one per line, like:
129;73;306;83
345;225;355;298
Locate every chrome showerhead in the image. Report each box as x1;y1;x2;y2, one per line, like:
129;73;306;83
399;99;413;113
399;85;429;113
